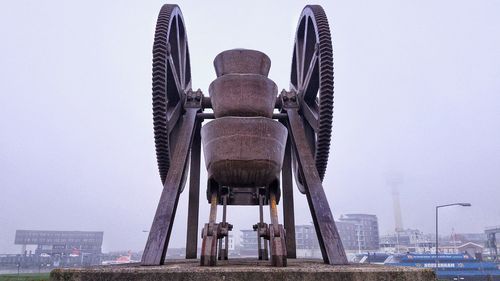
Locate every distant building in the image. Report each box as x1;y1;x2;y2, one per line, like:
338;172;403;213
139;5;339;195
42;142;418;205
227;232;235;251
336;221;358;251
240;229;257;257
15;230;103;256
461;243;484;260
441;242;484;257
378;231;491;255
240;225;323;258
295;225;321;258
294;218;379;256
379;229;435;253
10;230;103;267
165;247;184;259
439;233;489;258
166;234;236;259
338;214;380;251
485;226;500;260
239;216;379;257
217;233;236;255
453;233;487;244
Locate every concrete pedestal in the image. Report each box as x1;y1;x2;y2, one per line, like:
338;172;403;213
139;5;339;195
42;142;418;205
50;259;435;281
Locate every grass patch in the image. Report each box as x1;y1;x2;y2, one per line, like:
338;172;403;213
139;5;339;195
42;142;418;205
0;273;50;281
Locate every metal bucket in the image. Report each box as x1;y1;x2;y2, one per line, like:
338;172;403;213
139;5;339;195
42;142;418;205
201;117;287;187
209;74;277;118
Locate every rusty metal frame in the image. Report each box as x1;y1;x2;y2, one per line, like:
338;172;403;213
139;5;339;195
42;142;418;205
185;120;201;259
281;132;297;259
284;108;347;265
143;3;347;267
142;108;199;265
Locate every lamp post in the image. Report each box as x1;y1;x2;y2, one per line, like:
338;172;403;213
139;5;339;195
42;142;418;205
435;203;471;273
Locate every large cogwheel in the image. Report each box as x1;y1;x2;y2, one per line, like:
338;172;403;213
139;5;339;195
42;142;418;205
290;5;334;192
152;4;192;183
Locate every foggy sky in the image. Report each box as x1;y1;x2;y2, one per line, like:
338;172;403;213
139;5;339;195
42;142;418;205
0;0;499;253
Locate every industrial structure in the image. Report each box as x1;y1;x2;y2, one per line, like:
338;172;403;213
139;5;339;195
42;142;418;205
485;226;499;261
141;4;347;267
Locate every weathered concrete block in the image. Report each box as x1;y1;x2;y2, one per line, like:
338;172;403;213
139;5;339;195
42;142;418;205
50;259;435;281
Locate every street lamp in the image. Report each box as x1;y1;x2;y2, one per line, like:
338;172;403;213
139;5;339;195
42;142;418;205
435;203;471;272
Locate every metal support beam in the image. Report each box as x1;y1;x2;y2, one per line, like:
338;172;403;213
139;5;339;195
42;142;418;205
218;195;229;260
142;108;198;265
285;108;348;265
269;189;287;267
282;137;297;259
200;189;219;266
257;195;268;260
197;112;287;120
185;121;201;259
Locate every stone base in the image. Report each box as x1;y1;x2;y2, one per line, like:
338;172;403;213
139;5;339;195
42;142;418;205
50;259;435;281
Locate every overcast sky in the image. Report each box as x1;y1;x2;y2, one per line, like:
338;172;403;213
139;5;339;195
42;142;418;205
0;0;499;254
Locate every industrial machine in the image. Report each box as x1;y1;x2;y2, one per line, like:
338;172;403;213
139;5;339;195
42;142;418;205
141;4;348;267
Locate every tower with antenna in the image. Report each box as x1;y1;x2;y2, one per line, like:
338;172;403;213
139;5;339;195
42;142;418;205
387;173;404;253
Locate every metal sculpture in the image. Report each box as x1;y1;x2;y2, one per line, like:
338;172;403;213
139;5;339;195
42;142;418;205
142;4;348;267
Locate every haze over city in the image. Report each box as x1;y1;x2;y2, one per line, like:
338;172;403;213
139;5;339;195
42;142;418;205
1;0;499;254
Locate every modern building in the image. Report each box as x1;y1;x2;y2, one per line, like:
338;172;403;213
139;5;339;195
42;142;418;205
336;221;358;251
15;230;103;256
294;221;369;257
4;230;104;267
226;232;235;251
338;214;380;251
14;230;104;266
295;225;321;258
239;215;379;257
240;229;258;257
